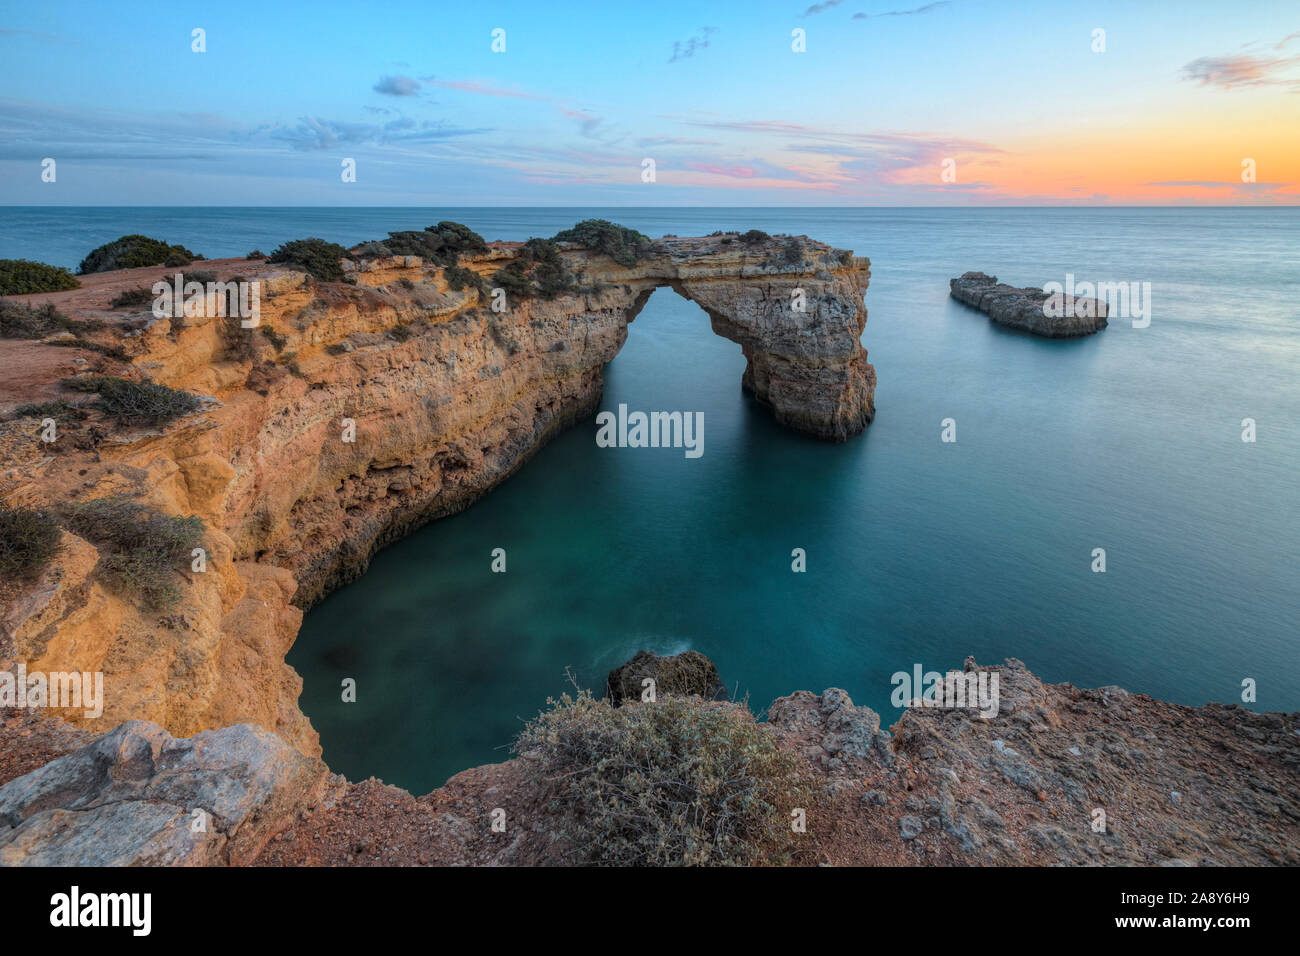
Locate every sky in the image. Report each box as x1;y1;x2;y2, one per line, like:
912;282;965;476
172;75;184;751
1;0;1298;205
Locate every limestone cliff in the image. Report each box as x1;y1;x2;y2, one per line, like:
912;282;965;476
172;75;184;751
0;232;872;754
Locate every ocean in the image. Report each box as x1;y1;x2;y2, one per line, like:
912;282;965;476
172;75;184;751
3;206;1297;794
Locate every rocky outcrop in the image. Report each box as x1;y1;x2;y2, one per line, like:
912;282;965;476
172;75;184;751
0;719;338;866
3;658;1294;866
605;649;728;704
0;231;872;753
950;271;1107;336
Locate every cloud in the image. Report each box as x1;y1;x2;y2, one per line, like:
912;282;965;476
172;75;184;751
636;136;721;147
669;27;717;63
685;159;819;182
1144;180;1289;188
268;115;488;151
372;75;422;96
424;79;547;100
560;107;604;138
668;116;1001;157
1181;36;1300;89
803;1;845;14
853;2;950;19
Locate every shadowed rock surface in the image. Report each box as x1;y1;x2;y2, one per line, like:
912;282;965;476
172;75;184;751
950;271;1107;336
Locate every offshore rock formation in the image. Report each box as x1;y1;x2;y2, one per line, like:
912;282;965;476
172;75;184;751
950;271;1107;336
0;232;871;753
2;658;1295;866
605;649;728;704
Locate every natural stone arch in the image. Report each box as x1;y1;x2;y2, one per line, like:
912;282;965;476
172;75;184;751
600;238;875;441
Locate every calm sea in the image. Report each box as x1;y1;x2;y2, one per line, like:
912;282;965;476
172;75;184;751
4;207;1297;794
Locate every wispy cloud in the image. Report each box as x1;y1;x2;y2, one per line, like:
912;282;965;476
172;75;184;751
423;79;547;100
372;75;421;97
669;27;717;63
269;116;488;151
853;2;950;19
1182;36;1300;89
803;0;846;15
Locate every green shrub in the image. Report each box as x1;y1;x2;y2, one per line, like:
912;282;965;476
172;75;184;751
350;240;393;259
552;219;650;268
740;229;770;245
428;221;488;260
267;238;348;282
491;262;534;299
63;376;201;427
12;400;81;421
110;287;155;309
246;250;265;260
490;238;574;301
78;235;201;275
65;498;203;609
357;221;488;267
1;300;72;338
0;505;63;581
515;691;809;866
781;237;804;265
0;259;80;295
443;264;485;296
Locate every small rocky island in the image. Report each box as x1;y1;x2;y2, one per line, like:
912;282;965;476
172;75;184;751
950;271;1107;337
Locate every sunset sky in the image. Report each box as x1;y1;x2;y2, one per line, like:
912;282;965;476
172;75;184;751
2;0;1297;204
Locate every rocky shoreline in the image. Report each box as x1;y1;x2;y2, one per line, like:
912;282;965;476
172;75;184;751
2;656;1295;866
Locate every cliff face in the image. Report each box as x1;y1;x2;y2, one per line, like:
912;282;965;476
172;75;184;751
0;234;872;753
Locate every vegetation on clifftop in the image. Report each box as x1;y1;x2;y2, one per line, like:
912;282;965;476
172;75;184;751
63;376;201;427
78;235;202;275
351;221;488;266
0;505;64;582
65;498;204;610
267;238;349;282
0;259;81;296
552;219;650;267
515;691;809;866
491;237;575;300
0;300;87;338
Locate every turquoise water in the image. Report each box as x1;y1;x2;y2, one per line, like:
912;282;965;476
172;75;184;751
4;208;1297;794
